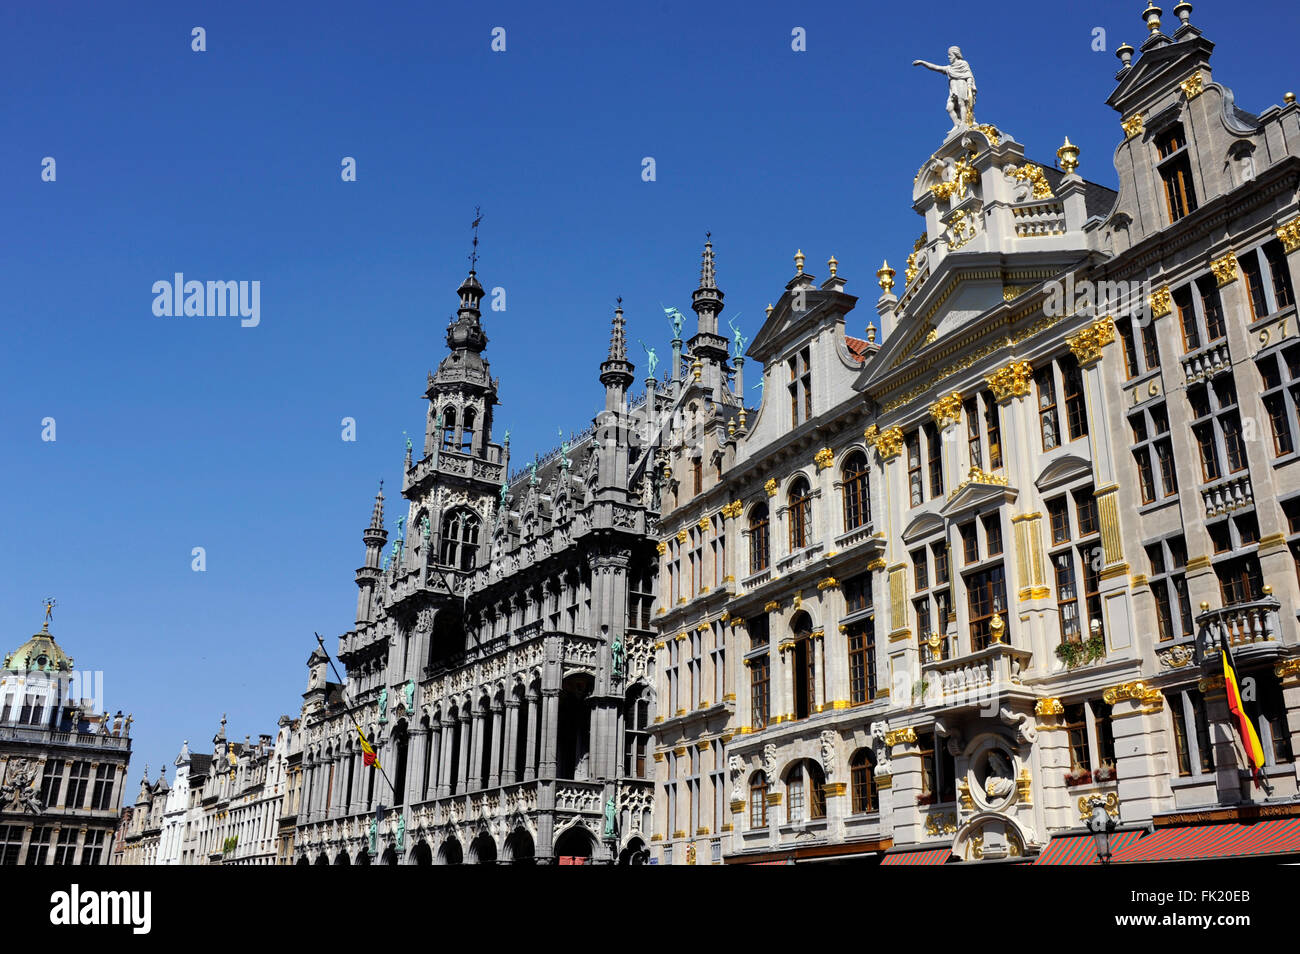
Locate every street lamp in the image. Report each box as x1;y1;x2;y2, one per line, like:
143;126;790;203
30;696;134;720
1085;802;1116;864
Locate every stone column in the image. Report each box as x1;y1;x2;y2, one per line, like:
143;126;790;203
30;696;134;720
407;728;428;807
456;712;472;795
539;688;560;780
437;715;455;798
812;630;826;712
1067;319;1136;654
524;693;540;781
488;703;504;790
424;725;440;802
500;699;519;786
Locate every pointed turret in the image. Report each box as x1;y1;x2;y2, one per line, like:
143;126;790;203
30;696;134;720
594;300;636;500
686;233;732;401
355;481;389;624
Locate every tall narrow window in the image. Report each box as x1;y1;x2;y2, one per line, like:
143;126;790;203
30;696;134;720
925;423;943;498
850;750;877;814
907;430;923;506
1036;367;1059;450
1241;250;1270;321
441;408;457;450
439;508;481;571
1062;357;1088;440
1264;239;1295;311
749;503;770;574
749;772;768;828
460;407;476;453
983;391;1003;469
841;451;870;531
1156;124;1197;223
788;477;812;551
965;398;982;469
749;655;770;730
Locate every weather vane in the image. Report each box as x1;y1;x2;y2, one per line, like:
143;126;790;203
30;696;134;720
469;205;483;271
43;598;56;623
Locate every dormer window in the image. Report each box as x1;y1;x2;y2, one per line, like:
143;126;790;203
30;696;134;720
1155;123;1197;223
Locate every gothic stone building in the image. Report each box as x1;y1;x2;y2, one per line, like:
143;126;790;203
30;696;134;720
294;264;678;864
0;612;131;865
651;5;1300;864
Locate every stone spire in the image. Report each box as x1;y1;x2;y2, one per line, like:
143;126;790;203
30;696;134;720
691;232;725;336
687;233;731;401
356;481;389;625
699;235;716;289
607;301;628;361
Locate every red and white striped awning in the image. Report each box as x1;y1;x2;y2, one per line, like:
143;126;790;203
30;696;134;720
1033;829;1145;865
880;847;953;866
1112;817;1300;863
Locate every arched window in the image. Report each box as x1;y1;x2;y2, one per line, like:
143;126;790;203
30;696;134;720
788;477;812;550
850;749;877;814
789;611;815;720
441;408;457;450
748;771;768;829
785;760;825;823
749;503;770;574
460;407;476;453
440;508;481;571
842;451;870;531
623;688;651;778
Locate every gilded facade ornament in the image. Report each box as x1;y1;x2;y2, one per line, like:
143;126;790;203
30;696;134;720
1180;73;1204;99
957;779;974;811
975;124;1001;145
866;557;887;572
1121;112;1144;139
1278;217;1300;254
948;465;1009;499
764;478;778;497
814;447;834;470
929;391;963;428
656;541;667;555
924;327;939;344
877;260;895;292
763;600;780;613
676;529;689;544
1066;316;1116;366
1002;285;1027;302
874;426;904;459
817;577;839;591
1034;697;1064;716
1008;163;1054;199
697;516;711;533
1078;791;1119;824
1102;681;1161;706
905;250;921;286
1198;675;1226;692
1211;251;1239;286
719;610;730;623
884;727;917;747
985;360;1033;401
1057;136;1080;174
1148;286;1173;318
1274;658;1300;680
1016;768;1032;804
863;424;878;447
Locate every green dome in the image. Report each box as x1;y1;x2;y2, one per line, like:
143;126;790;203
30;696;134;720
3;622;73;673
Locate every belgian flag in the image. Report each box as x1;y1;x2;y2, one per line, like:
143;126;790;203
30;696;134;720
358;727;382;771
1220;630;1266;788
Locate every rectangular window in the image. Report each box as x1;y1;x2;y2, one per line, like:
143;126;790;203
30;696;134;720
91;764;115;811
1074;491;1098;537
966;565;1008;651
965;398;982;469
1063;703;1090;770
1055;550;1080;643
749;655;770;730
846;620;876;705
912;547;928;591
1241;250;1270;320
1048;497;1069;546
983;391;1003;469
1141;323;1161;370
1062;357;1088;441
907;430;923;507
52;828;77;866
842;573;872;614
925;423;943;498
983;514;1003;556
1117;318;1140;379
1198;276;1226;341
80;830;105;866
961;522;978;565
1216;555;1263;606
1175;286;1200;352
40;759;64;809
1036;366;1059;450
66;762;90;810
1264;239;1295;311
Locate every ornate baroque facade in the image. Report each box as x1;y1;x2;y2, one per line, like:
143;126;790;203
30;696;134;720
651;7;1300;864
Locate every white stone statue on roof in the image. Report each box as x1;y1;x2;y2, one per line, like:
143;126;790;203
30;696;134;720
913;47;977;130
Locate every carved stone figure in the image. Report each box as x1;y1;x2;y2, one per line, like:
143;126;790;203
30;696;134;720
999;706;1037;744
984;750;1016;800
728;755;745;800
819;730;837;780
913;47;978;130
1;759;43;814
420;515;430;539
762;743;777;779
368;817;378;855
378;687;388;723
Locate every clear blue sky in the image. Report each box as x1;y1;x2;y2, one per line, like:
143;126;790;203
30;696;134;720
2;0;1293;788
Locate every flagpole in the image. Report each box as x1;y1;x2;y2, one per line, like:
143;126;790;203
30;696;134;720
314;632;398;799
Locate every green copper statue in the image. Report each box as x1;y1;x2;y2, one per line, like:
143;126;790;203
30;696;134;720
638;339;659;378
499;480;508;509
420;515;431;540
396;814;406;851
368;817;377;855
603;796;617;838
664;306;686;340
378;687;388;723
611;634;624;681
404;680;415;712
728;316;748;359
529;459;538;486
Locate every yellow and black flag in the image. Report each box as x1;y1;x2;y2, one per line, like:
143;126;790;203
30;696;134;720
1220;630;1266;788
358;727;382;771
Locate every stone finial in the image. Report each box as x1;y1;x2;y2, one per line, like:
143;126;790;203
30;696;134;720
370;480;385;530
607;301;628;361
877;260;896;293
699;234;716;289
765;303;774;318
1116;41;1135;68
1286;92;1297;105
1143;2;1162;33
866;323;877;343
1173;1;1193;27
827;254;838;277
794;249;805;275
1057;137;1080;175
